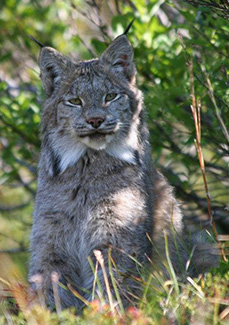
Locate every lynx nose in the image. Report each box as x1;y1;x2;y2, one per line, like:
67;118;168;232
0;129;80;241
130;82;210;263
87;117;104;128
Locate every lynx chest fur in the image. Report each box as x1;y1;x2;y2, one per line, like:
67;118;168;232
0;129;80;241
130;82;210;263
35;152;150;261
29;30;184;309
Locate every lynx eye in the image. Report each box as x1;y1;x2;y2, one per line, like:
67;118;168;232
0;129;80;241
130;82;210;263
68;97;82;106
105;93;117;102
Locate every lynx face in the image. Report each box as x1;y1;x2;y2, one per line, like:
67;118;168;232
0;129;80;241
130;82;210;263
39;35;140;174
55;64;131;151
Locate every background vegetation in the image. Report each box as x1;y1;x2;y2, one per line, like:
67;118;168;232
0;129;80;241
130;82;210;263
0;0;228;323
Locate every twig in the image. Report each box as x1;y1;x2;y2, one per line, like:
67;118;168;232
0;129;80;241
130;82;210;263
123;0;137;11
0;248;27;254
154;120;228;174
0;232;25;247
187;58;227;262
200;64;229;144
14;158;37;175
70;1;109;42
0;202;30;212
0;114;40;147
191;23;228;58
114;0;122;14
14;173;36;196
193;67;229;110
74;34;96;57
184;0;229;19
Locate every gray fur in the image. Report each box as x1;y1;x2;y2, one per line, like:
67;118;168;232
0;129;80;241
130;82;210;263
29;34;217;310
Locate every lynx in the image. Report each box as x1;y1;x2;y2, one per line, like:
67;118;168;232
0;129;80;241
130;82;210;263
29;25;216;310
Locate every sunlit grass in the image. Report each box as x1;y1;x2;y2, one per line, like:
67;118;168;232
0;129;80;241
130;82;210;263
0;249;228;324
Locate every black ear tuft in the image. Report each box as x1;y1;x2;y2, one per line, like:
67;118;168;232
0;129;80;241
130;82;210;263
123;19;135;35
28;35;44;48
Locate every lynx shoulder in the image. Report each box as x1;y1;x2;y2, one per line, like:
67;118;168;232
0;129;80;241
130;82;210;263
29;31;217;310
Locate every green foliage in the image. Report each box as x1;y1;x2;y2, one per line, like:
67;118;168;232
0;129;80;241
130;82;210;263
0;0;228;322
211;258;229;277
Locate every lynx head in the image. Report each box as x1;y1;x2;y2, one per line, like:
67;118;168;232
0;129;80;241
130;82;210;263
38;31;144;175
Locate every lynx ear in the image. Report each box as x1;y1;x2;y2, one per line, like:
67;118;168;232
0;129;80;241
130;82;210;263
100;35;136;83
39;47;73;97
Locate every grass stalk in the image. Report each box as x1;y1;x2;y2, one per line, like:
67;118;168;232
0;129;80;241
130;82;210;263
108;247;124;314
88;256;104;303
219;306;229;321
94;250;115;315
186;276;205;299
163;231;179;296
139;273;153;310
51;272;62;315
92;260;99;301
29;274;45;308
67;284;90;307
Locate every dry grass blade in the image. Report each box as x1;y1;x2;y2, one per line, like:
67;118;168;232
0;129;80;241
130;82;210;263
29;274;46;309
0;255;50;324
218;235;229;241
51;272;62;314
67;284;90;307
94;250;115;315
219;306;229;321
187;59;227;262
187;276;205;299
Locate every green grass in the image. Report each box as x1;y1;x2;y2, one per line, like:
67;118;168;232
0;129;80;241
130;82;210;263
0;253;228;324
